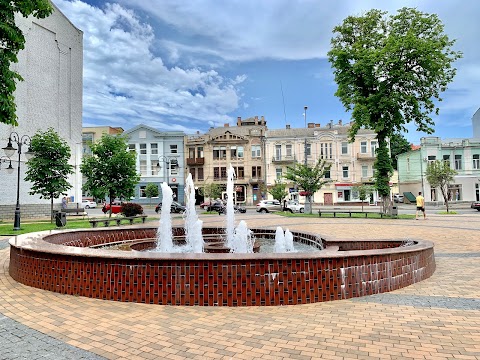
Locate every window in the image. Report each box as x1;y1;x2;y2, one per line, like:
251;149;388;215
151;143;158;155
362;165;368;178
234;166;244;179
214;167;220;180
139;186;146;198
140;144;147;155
443;154;450;166
170;144;178;154
140;160;147;176
214;146;226;159
198;168;204;181
170;161;178;175
324;168;331;179
427;155;436;164
251;145;261;158
128;144;136;152
276;168;282;180
197;147;204;158
360;141;367;154
286;144;292;157
252;166;261;178
189;168;196;181
189;147;195;159
341;142;348;155
455;155;462;170
231;146;238;159
220;167;227;179
275;145;282;160
371;141;377;156
150;160;158;175
473;154;480;170
237;146;244;158
306;143;311;157
320;142;332;159
342;166;349;178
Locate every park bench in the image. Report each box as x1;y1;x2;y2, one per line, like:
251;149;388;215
89;215;148;228
318;209;385;218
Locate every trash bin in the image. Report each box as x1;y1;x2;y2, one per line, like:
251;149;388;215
392;206;398;216
54;210;67;227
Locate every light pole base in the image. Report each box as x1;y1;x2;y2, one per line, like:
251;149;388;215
13;208;21;231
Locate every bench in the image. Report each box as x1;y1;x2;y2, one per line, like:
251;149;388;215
318;210;385;218
89;215;148;228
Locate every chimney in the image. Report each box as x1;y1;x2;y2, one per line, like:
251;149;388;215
237;117;241;126
261;116;265;124
286;124;290;129
308;122;315;128
338;120;342;126
255;115;259;124
224;123;229;127
196;131;200;134
315;123;320;128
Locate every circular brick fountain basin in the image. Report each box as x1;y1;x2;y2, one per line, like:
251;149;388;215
8;227;435;306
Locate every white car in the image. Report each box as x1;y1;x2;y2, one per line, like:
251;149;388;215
393;194;404;203
82;200;97;209
285;200;305;213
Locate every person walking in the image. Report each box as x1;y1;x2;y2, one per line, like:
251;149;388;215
416;191;426;220
61;197;67;210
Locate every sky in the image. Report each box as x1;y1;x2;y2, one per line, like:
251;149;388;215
52;0;480;144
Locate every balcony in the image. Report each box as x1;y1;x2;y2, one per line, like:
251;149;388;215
272;155;296;164
186;157;205;165
356;152;376;160
249;178;264;184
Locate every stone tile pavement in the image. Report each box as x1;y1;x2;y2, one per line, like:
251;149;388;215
0;213;479;359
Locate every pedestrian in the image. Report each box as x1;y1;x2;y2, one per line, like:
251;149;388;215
415;191;426;220
61;196;67;209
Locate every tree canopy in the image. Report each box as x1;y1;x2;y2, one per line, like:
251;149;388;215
284;159;332;214
1;0;53;126
80;134;139;216
390;132;411;170
267;181;289;204
25;128;74;222
425;160;457;212
328;7;462;202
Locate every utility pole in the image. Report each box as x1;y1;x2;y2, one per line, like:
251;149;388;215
304;106;308;166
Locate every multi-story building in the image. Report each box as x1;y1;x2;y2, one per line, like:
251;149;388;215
265;120;380;205
398;136;480;202
185;116;267;205
0;4;83;220
82;126;124;155
124;125;185;205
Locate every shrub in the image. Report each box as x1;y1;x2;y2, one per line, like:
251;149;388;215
121;203;143;217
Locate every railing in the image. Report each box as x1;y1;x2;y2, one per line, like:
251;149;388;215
186;157;205;165
272;155;296;163
357;152;376;160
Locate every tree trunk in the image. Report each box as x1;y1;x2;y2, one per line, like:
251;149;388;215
50;196;54;224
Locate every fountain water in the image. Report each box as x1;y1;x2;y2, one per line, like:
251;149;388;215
156;182;174;252
274;227;296;253
225;165;236;249
184;174;204;253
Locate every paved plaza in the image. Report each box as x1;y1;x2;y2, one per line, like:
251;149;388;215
1;213;479;359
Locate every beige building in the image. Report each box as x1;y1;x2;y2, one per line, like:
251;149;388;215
82;126;124;155
0;4;83;220
185;116;267;205
265;120;380;205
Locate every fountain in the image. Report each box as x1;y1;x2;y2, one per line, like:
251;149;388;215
7;164;436;306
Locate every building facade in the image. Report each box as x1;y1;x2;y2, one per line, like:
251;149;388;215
185;116;267;205
265;120;380;205
124;125;185;205
0;4;83;220
398;136;480;202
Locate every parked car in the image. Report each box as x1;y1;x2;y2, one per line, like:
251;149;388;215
256;200;282;213
393;194;404;203
82;200;97;209
206;200;225;212
285;200;304;213
471;201;480;211
155;201;186;214
218;204;247;215
199;200;211;209
102;201;123;214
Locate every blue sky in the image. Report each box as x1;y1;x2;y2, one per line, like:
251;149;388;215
53;0;480;144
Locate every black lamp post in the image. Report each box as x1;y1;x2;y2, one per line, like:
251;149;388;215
2;132;34;230
304;106;308;166
156;156;178;179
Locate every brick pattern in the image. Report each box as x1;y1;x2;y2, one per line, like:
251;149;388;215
8;227;435;306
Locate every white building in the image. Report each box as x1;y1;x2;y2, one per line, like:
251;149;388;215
0;4;83;220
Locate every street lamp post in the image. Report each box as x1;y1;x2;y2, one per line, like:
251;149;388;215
304;106;308;166
2;132;34;230
156;155;178;181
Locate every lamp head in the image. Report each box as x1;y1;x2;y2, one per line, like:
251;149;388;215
3;138;16;158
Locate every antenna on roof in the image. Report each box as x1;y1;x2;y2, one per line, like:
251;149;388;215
280;81;287;125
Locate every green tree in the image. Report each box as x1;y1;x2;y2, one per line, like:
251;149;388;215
1;0;53;126
267;181;289;208
199;183;222;201
425;160;457;213
354;184;374;211
284;159;332;214
328;8;462;210
81;134;139;217
390;132;411;170
25;128;74;223
144;183;159;206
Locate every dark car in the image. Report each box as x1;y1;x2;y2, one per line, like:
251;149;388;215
206;200;225;212
218;204;247;215
155;201;186;214
471;201;480;211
